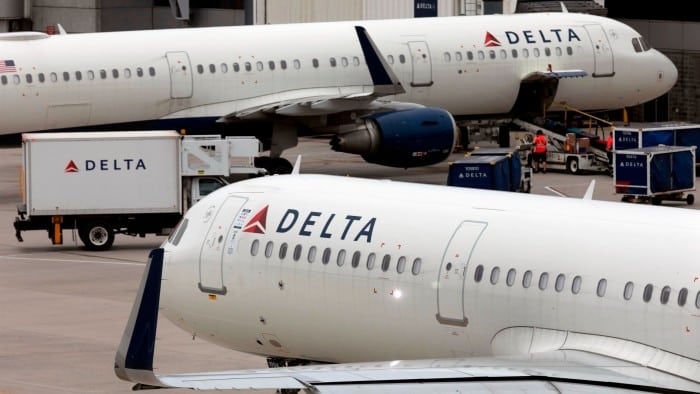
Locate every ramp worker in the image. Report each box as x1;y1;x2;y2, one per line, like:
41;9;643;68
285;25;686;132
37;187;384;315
606;132;614;176
532;129;548;173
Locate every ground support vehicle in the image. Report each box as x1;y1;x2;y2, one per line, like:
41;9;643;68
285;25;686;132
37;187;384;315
467;146;532;193
615;145;695;205
14;131;264;250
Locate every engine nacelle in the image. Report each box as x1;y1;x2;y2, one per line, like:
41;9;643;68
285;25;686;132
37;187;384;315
329;107;457;168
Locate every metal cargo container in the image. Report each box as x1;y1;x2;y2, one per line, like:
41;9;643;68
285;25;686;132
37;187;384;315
447;155;510;191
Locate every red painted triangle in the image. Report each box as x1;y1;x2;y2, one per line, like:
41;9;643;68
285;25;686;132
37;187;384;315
243;205;268;234
65;160;79;173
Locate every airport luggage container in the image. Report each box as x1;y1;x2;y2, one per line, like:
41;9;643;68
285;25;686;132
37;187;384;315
614;122;700;163
467;146;532;192
447;155;511;192
614;145;696;205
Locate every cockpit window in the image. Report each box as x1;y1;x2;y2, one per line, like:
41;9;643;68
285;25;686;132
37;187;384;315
168;218;188;246
632;36;651;53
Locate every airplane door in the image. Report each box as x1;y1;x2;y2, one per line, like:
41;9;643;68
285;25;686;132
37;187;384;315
165;51;193;98
198;195;248;295
436;220;487;326
407;41;433;87
584;25;614;77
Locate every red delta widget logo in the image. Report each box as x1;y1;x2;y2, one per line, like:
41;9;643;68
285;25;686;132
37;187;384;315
64;158;147;173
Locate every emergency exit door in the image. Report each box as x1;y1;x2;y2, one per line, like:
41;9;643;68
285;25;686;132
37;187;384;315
407;41;433;87
584;24;614;77
436;220;487;326
165;51;193;98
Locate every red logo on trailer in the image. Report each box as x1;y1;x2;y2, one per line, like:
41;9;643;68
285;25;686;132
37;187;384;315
484;32;501;47
64;160;79;173
243;205;268;234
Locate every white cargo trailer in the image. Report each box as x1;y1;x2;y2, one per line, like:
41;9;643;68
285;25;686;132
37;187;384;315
14;130;264;250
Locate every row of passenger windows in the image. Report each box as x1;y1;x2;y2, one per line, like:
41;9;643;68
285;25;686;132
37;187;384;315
196;56;363;75
0;66;157;86
250;239;422;276
443;46;574;63
473;264;700;309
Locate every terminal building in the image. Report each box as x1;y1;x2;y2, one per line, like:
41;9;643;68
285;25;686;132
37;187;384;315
1;0;697;124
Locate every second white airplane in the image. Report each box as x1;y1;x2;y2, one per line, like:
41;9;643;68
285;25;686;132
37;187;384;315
0;11;677;172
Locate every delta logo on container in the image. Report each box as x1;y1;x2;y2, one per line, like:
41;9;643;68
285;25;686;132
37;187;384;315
63;158;147;173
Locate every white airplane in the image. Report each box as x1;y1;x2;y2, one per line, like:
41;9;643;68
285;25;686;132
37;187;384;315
0;11;677;172
115;172;700;392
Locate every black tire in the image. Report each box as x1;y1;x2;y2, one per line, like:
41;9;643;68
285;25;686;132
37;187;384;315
651;197;662;206
566;157;579;174
687;194;695;205
79;221;115;251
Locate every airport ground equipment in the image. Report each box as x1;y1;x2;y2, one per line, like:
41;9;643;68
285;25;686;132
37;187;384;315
614;145;695;205
511;119;610;174
614;122;700;164
447;155;511;192
465;146;532;193
13;131;265;250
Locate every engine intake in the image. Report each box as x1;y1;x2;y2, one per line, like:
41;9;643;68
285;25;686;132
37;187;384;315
330;107;457;168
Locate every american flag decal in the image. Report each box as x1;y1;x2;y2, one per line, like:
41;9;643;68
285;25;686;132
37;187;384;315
0;60;16;73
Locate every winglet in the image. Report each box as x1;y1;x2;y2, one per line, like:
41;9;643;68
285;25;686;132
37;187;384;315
114;248;169;389
582;180;596;200
291;155;302;175
560;2;568;12
354;26;405;96
57;23;67;35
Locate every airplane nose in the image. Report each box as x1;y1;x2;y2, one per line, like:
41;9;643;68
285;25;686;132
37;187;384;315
659;51;678;90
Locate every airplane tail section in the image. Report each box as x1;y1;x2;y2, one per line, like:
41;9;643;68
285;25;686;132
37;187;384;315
114;248;169;389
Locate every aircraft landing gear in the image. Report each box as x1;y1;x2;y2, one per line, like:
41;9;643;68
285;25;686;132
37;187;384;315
255;157;293;175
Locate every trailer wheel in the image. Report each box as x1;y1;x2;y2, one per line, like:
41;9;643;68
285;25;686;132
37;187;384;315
566;157;579;174
651;197;662;205
79;221;115;251
687;194;695;205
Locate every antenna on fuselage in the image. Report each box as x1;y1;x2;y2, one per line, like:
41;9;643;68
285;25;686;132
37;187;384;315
291;155;302;175
560;2;569;12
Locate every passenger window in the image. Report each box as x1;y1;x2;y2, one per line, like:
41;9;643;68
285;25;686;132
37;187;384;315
696;291;700;309
256;61;263;71
352;56;360;66
99;69;107;79
124;68;131;78
538;272;549;290
148;67;156;77
1;75;6;85
330;57;337;67
293;244;302;261
351;251;361;268
597;279;607;297
250;239;259;256
337;249;346;267
51;72;58;82
522;48;529;58
341;57;349;67
221;63;228;73
38;73;45;83
678;288;687;306
466;51;474;61
572;275;582;294
488;50;495;59
533;48;541;57
499;49;506;59
511;49;518;58
396;256;406;273
233;63;240;72
412;258;422;275
209;64;216;73
555;47;562;56
522;270;532;288
25;74;32;84
268;61;275;70
278;242;288;260
293;59;301;69
265;241;273;258
399;54;406;63
322;247;331;265
477;51;485;60
555;274;565;292
381;254;391;272
75;71;82;81
280;60;287;69
136;68;143;77
624;281;634;300
12;75;19;84
307;246;317;263
506;268;516;286
660;286;671;305
474;265;484;283
63;71;70;81
197;64;204;74
490;267;500;284
312;58;319;68
245;62;252;72
643;284;654;303
366;253;376;270
544;47;551;57
455;52;462;61
566;46;573;55
443;52;451;62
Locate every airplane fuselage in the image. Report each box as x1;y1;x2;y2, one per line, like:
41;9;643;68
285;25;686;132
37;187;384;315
159;175;700;382
0;12;677;134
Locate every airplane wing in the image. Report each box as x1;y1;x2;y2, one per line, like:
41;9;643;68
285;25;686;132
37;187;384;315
212;25;406;121
114;249;700;393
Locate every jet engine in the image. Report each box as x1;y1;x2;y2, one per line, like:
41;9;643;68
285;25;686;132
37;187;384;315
329;107;457;168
